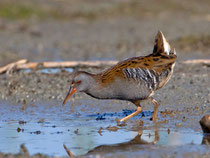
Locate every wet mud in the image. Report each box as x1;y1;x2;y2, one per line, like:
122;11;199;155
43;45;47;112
0;98;210;158
0;0;210;157
0;63;210;157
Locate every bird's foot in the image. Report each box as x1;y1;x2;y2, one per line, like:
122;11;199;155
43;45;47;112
115;118;126;127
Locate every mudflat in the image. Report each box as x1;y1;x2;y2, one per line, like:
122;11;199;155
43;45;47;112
0;0;209;157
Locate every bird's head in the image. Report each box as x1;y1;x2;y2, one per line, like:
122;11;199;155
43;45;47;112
62;71;94;106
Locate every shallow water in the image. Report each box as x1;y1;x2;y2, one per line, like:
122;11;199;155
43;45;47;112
0;101;208;157
20;68;74;74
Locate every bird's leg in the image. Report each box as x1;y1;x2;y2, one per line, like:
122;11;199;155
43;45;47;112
120;101;142;122
151;97;159;122
119;107;142;122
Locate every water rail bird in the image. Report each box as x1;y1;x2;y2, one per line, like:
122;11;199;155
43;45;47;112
62;31;177;123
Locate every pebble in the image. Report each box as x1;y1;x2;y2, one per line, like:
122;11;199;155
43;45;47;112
200;115;210;133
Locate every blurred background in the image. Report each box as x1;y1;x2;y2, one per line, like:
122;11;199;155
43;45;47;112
0;0;210;67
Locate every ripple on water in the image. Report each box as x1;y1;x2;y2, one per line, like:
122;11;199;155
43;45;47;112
0;100;208;156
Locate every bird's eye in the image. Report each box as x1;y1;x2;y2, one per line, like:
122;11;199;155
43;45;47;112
76;80;81;84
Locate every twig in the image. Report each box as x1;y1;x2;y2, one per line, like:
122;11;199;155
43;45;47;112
0;59;27;74
0;59;118;74
63;144;76;158
16;61;118;69
182;59;210;65
0;59;209;74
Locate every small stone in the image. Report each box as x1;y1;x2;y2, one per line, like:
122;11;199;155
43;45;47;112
175;122;182;127
21;104;26;111
30;131;41;134
34;131;41;135
195;105;199;110
168;128;170;134
17;127;21;132
19;120;27;124
190;80;193;84
37;118;45;123
74;129;79;134
200;115;210;133
182;117;187;122
106;126;119;131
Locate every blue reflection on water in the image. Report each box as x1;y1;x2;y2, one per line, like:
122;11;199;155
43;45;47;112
0;101;205;156
19;68;74;74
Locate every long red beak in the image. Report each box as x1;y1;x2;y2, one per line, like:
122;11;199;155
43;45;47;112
62;87;77;106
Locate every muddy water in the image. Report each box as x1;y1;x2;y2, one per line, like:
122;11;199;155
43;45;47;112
0;100;208;157
0;0;210;157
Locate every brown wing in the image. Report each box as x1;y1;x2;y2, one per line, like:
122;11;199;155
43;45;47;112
100;53;176;86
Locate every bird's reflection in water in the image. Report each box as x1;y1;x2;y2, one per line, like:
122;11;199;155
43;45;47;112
86;130;159;154
63;129;209;157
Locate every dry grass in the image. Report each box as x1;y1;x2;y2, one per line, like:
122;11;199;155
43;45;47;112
173;35;210;52
0;0;208;21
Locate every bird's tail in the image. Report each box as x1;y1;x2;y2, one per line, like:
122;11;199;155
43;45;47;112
153;31;176;55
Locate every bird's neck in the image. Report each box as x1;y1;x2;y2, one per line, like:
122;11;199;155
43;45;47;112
84;73;112;99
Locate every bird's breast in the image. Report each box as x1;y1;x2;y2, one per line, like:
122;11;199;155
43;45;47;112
85;77;152;101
